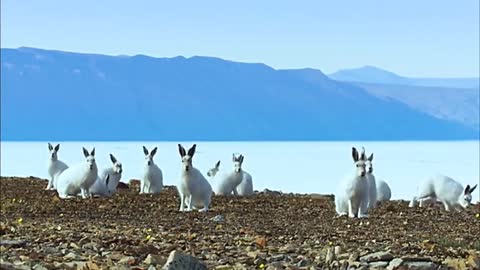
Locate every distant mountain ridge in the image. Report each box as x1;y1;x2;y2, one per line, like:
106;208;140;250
1;47;478;141
329;65;479;89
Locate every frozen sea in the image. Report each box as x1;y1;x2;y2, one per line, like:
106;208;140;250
1;141;479;201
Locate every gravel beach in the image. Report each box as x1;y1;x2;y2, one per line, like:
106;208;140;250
1;177;479;270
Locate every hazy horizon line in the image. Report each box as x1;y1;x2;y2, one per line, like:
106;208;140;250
3;45;479;79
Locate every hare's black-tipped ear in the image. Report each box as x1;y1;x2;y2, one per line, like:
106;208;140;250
239;155;244;163
110;154;117;164
54;144;60;152
151;147;158;157
178;144;186;157
215;160;221;168
90;148;95;156
105;174;110;186
368;153;373;162
469;184;477;194
232;153;237;162
188;144;196;157
143;146;149;156
48;143;53;151
83;147;89;158
360;147;366;161
464;185;471;194
352;147;359;162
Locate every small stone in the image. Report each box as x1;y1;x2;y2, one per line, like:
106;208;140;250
387;258;404;270
360;251;394;263
334;246;342;256
467;255;480;269
269;254;285;262
325;248;335;264
0;240;27;248
69;243;80;249
403;261;438;270
19;256;29;261
144;254;166;265
401;256;432;262
32;265;48;270
369;261;389;269
118;256;136;265
247;251;259;259
162;250;207;270
444;258;468;270
349;252;360;262
278;244;296;253
215;265;234;270
64;252;81;261
296;259;310;267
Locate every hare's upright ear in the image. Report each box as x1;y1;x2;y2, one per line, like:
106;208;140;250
48;143;53;151
54;144;60;152
83;147;90;158
143;146;149;156
352;147;359;162
468;184;477;194
360;147;366;161
110;154;117;164
151;147;158;157
239;155;244;163
187;144;196;157
90;148;95;157
368;153;373;162
232;153;237;162
215;160;221;169
178;144;186;157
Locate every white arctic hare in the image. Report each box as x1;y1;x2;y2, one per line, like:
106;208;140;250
207;160;221;178
376;179;392;202
363;150;377;211
215;154;245;195
46;143;69;190
177;144;212;212
236;156;254;196
409;174;477;211
140;146;163;194
237;171;254;196
335;147;369;218
89;154;123;197
56;147;98;199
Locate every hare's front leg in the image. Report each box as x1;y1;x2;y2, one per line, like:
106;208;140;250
186;195;193;211
348;199;356;218
80;188;88;199
442;201;453;211
139;180;145;194
179;194;185;212
46;178;54;190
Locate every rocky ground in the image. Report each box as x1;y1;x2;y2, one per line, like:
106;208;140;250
0;177;479;270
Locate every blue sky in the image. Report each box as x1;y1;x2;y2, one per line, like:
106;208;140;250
1;1;478;77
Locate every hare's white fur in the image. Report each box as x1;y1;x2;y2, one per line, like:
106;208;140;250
47;143;69;190
364;152;377;212
215;154;245;195
376;179;391;202
335;147;369;218
409;174;477;211
140;146;163;194
56;147;98;199
89;154;123;197
177;144;212;212
237;171;254;196
207;160;221;178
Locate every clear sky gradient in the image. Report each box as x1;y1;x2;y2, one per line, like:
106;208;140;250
1;1;479;77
